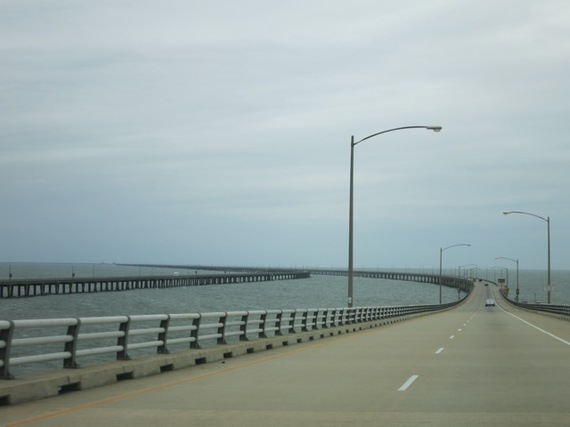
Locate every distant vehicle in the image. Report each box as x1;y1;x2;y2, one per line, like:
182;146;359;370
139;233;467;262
173;272;180;276
484;283;489;286
485;299;496;307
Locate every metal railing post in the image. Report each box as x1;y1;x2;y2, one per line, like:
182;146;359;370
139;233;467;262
0;320;14;379
275;311;284;336
190;314;201;349
259;311;268;339
239;312;249;341
117;316;131;360
218;313;228;345
301;310;309;332
63;318;81;368
157;315;170;354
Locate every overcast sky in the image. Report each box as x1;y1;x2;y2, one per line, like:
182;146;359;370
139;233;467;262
1;0;569;272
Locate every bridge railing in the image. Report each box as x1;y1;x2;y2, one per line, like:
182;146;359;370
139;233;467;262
498;288;570;317
0;302;461;379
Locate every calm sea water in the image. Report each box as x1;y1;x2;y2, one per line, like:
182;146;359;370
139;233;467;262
0;263;568;321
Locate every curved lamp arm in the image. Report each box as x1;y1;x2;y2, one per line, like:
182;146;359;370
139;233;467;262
503;210;548;223
353;126;442;146
442;243;471;252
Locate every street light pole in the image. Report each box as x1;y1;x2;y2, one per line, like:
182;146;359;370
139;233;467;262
503;211;551;304
495;256;519;302
439;243;471;304
347;125;442;307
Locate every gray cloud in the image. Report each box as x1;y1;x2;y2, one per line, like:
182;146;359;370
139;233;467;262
1;0;569;270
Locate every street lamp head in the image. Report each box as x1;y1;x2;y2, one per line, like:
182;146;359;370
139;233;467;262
428;126;442;132
503;211;511;215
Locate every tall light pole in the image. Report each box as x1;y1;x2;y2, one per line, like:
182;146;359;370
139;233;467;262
439;243;471;304
347;125;442;307
503;211;551;304
496;256;519;302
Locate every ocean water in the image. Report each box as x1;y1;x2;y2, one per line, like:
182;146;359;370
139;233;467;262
0;263;568;321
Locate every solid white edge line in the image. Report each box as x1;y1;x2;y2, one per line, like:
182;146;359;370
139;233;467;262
498;305;570;346
398;374;419;391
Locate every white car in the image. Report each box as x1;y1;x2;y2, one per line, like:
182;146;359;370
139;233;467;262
485;299;496;307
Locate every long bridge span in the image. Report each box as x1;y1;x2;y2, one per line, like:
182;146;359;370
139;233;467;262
150;264;474;293
0;265;473;298
0;270;310;298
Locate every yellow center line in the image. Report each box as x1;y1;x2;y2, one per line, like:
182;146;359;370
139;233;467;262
6;330;371;426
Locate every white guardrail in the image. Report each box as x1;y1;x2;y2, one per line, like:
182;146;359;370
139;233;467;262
0;303;460;379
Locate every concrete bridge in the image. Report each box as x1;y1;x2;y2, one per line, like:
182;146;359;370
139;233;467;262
142;264;474;293
2;280;570;426
0;270;310;298
0;264;471;299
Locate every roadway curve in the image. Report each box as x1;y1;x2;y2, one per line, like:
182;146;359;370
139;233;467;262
3;281;569;426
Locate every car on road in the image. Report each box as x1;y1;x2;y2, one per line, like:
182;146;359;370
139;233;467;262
485;299;496;307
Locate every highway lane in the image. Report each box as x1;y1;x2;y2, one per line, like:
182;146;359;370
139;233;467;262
2;282;569;426
387;282;570;425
